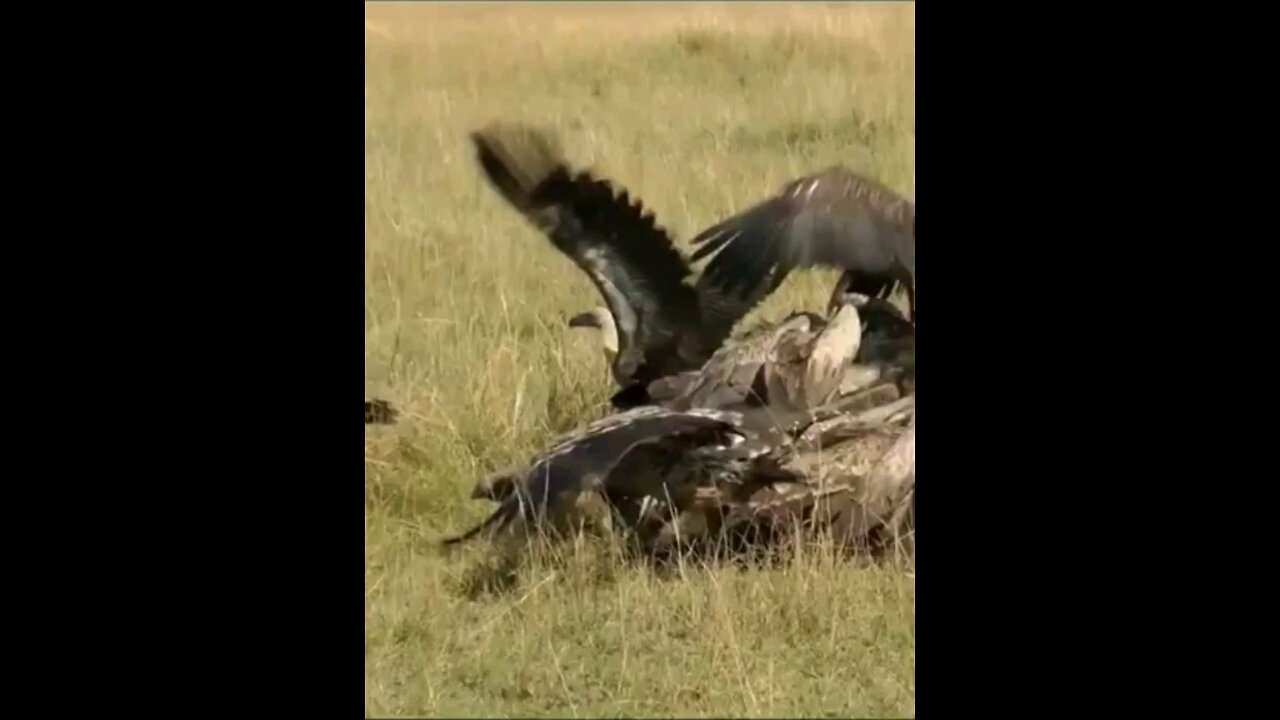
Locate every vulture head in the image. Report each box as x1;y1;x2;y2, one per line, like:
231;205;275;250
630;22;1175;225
568;306;619;365
828;287;912;336
826;290;874;318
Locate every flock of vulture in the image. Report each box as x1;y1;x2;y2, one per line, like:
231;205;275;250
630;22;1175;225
366;123;916;566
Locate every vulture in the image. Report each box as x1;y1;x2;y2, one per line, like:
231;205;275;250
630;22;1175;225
470;123;774;410
566;288;915;414
648;393;917;560
364;398;397;425
440;405;797;554
860;417;915;556
787;408;916;557
667;290;916;412
441;391;916;561
761;400;916;558
829;289;916;396
689;166;916;322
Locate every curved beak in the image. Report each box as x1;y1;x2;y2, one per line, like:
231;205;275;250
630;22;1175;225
828;291;873;316
568;311;603;329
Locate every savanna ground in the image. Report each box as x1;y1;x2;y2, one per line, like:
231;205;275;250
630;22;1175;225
365;3;915;716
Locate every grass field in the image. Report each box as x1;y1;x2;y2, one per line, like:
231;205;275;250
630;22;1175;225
365;3;916;716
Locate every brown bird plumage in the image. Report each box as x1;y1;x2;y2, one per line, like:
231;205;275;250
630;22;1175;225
444;385;915;562
690;166;916;321
470;123;777;410
643;394;915;560
667;292;914;413
441;406;777;552
454;123;918;564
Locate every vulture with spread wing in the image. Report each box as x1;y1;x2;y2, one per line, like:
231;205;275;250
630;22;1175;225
689;166;916;322
470;124;774;410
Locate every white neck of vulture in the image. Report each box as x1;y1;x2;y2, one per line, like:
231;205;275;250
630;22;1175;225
816;301;863;363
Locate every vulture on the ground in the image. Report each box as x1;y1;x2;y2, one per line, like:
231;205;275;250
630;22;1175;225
689;165;916;322
651;394;916;561
470;123;776;410
667;291;916;412
441;392;916;561
440;405;797;553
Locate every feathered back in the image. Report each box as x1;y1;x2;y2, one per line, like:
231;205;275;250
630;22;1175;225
441;406;749;549
689;165;915;310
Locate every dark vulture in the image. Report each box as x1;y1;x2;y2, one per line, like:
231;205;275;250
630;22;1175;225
440;406;797;554
470;124;773;410
364;398;397;425
689;166;916;322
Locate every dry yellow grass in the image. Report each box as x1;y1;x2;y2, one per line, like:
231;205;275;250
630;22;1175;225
365;3;915;716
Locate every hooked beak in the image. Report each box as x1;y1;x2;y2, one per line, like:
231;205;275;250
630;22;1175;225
828;291;873;316
568;311;603;329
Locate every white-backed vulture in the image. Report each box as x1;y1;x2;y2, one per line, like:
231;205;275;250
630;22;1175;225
668;291;915;412
689;166;916;321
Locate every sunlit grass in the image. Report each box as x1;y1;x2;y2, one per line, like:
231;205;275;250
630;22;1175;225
365;3;915;716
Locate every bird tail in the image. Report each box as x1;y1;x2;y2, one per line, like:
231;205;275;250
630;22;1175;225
440;521;487;549
439;516;494;552
438;503;516;552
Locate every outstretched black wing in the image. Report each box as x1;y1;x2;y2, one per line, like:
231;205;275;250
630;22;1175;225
689;166;915;304
471;124;701;383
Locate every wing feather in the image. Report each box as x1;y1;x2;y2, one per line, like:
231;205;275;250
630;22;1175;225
471;124;702;381
690;166;914;301
442;407;746;547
